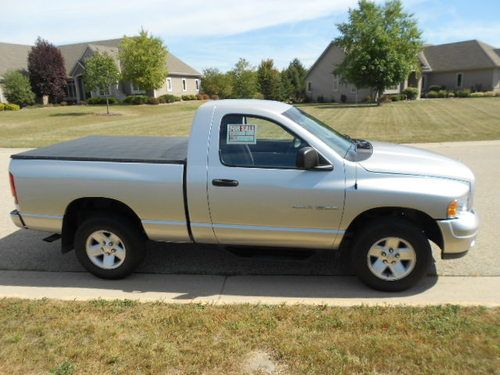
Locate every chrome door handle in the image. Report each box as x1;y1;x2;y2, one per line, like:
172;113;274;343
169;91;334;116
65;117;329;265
212;179;239;187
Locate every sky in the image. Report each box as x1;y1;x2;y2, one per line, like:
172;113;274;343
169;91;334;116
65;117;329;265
1;0;499;72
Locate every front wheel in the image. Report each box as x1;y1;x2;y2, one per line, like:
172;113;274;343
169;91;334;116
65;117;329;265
352;219;432;291
74;214;146;279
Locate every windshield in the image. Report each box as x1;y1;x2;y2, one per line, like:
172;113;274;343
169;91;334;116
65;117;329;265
282;107;354;157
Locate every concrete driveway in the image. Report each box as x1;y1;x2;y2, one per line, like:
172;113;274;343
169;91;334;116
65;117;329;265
0;141;499;304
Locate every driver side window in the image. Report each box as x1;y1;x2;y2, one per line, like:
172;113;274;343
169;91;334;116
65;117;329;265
219;114;309;169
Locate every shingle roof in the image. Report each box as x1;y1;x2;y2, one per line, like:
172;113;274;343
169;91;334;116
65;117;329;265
59;38;201;77
0;38;201;78
422;40;500;72
0;42;31;76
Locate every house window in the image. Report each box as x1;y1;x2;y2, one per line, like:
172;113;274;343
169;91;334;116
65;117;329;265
332;75;339;91
65;80;76;98
167;78;172;92
456;73;463;88
195;79;200;91
182;78;187;91
130;82;145;94
307;81;312;92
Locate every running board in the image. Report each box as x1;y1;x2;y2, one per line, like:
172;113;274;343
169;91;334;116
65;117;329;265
43;234;62;243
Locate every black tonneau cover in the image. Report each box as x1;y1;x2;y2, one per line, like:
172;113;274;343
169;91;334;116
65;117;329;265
11;136;188;164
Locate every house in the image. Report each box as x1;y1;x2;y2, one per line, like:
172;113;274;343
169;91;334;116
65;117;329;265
0;38;201;103
305;40;500;102
0;42;32;102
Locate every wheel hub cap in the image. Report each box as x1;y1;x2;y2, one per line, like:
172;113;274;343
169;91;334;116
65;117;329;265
86;230;126;270
367;237;416;281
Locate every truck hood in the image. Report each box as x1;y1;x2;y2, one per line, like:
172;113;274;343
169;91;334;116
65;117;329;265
359;141;474;182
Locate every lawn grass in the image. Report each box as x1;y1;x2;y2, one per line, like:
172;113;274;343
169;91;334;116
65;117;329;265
0;299;498;374
0;98;499;147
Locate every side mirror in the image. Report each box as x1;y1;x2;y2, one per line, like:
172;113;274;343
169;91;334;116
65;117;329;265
296;147;319;169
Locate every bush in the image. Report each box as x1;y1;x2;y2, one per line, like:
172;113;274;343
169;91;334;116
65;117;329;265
253;92;264;100
87;97;120;105
483;91;495;97
181;95;197;101
390;94;401;101
455;89;471;98
340;94;347;103
437;90;448;98
428;85;446;91
447;92;455;98
123;95;149;104
147;97;160;105
210;94;220;100
426;90;439;98
470;92;484;97
402;87;419;100
317;95;325;103
3;103;21;111
0;103;4;111
196;93;210;100
158;94;181;103
1;70;36;106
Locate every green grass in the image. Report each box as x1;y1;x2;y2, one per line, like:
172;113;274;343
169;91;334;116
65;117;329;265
0;299;498;374
0;98;499;147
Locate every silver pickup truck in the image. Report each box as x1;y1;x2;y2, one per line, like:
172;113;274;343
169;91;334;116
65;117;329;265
8;99;479;291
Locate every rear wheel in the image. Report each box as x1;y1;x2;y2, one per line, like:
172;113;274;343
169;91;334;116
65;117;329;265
352;219;432;291
74;214;146;279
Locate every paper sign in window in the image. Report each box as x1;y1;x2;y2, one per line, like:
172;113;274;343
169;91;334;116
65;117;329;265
227;124;257;144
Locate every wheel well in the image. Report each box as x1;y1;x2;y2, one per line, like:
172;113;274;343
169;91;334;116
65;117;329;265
341;207;443;251
61;198;145;253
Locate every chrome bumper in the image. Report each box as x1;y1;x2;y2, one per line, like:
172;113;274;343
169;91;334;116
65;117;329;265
10;209;26;229
437;210;479;259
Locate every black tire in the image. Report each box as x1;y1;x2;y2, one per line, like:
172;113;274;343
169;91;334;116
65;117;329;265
351;218;432;292
74;214;146;279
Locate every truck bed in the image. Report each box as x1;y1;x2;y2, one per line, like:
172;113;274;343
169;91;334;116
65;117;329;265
11;136;188;164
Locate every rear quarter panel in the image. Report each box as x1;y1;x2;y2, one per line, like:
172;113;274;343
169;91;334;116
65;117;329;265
9;159;190;242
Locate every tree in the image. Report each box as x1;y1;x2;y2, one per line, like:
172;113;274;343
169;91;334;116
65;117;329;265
334;0;422;102
1;70;36;106
119;29;168;93
257;59;282;100
281;58;307;102
201;68;232;98
84;52;121;114
28;37;67;103
228;58;258;98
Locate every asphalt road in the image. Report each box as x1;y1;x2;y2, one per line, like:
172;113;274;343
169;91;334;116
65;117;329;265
0;141;499;277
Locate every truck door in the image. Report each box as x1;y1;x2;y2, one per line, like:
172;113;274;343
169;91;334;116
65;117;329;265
205;113;345;249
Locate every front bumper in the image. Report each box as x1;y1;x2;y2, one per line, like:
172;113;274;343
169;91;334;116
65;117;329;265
437;210;479;259
10;209;26;229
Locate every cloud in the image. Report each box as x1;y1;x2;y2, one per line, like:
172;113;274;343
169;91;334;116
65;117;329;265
424;23;500;46
0;0;359;44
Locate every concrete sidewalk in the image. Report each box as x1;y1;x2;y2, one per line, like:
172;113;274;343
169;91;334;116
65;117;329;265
0;270;498;306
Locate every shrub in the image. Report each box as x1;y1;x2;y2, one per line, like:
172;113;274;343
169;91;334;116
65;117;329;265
379;94;392;104
210;94;220;100
437;90;448;98
340;94;347;103
470;92;484;97
390;94;401;101
1;70;36;106
253;92;264;100
483;91;495;97
0;103;5;111
455;89;471;98
4;103;21;111
447;92;455;98
426;90;439;98
123;95;149;104
428;84;446;91
402;87;419;100
87;97;120;105
158;94;180;103
317;95;325;103
181;95;197;101
363;95;373;103
147;97;160;105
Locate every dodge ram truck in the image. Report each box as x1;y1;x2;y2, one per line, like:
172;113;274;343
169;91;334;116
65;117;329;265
8;99;479;291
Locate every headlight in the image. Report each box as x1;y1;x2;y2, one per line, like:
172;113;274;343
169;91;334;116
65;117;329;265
447;195;469;218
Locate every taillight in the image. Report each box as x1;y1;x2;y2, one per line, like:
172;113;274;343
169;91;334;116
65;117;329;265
9;173;18;204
